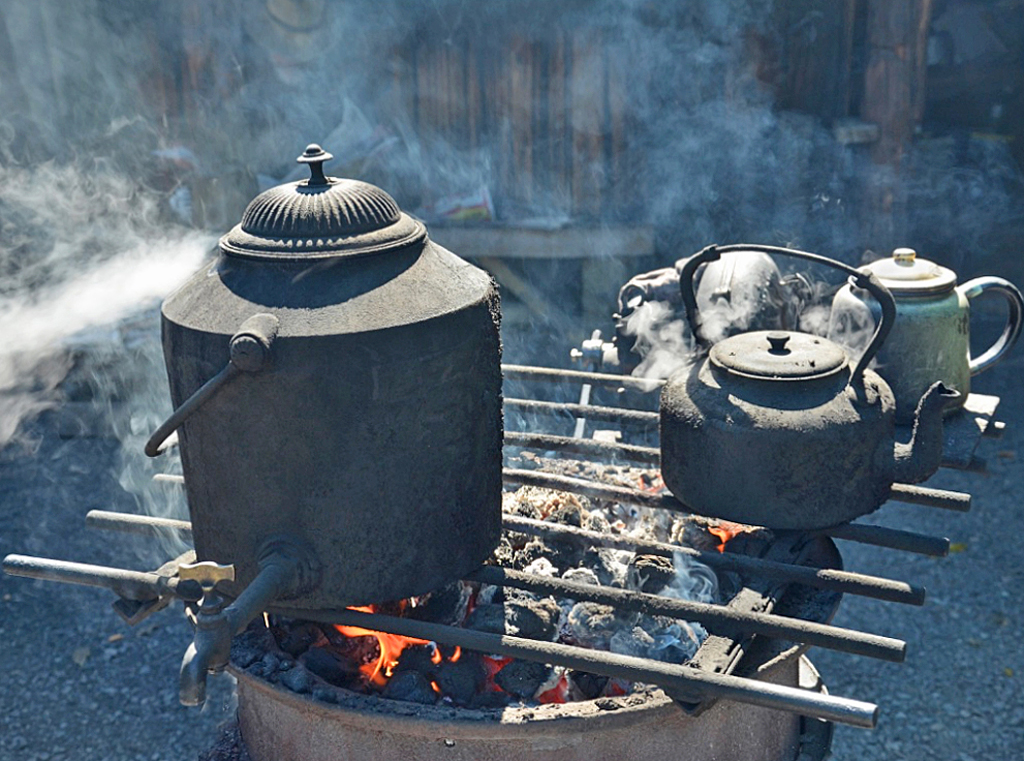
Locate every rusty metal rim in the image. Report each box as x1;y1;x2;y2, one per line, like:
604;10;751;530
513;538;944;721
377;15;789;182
227;641;815;740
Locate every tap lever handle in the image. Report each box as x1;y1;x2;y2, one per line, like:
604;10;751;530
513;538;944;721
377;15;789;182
178;561;235;592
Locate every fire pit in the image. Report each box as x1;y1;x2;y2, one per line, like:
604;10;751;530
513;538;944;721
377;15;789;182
1;148;1007;761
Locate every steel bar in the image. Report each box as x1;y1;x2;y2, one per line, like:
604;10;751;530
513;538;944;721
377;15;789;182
504;432;661;465
86;510;193;537
504;468;954;558
2;554;189;601
505;398;660;427
504;468;674;509
269;606;878;728
466;565;906;662
888;483;971;512
503;363;665;392
823;523;949;557
502;515;926;606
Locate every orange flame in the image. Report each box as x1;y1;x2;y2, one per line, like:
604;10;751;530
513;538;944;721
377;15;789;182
708;521;746;553
334;606;432;687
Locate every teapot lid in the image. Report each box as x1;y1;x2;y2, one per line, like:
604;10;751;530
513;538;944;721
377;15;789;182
860;248;957;295
710;330;848;381
220;144;426;261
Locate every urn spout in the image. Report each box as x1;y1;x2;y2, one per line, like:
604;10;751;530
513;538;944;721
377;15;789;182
892;382;960;484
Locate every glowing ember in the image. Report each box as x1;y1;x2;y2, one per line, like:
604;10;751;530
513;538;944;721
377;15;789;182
536;671;569;704
708;521;746;553
334;606;432;687
481;655;513;693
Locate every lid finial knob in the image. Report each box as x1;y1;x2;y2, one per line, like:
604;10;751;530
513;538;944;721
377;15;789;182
297;143;333;187
893;247;917;266
767;332;790;353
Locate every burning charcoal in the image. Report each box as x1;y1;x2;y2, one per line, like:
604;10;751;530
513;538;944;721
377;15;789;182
549;499;584;527
626;554;676;594
495;659;552;700
381;670;438;705
491;536;515;567
632;615;705;663
609;626;656;658
409;581;472;627
583;511;611;534
465;603;506;635
582;547;630;587
275;621;327;657
504;593;561;641
514;538;559;570
230;641;263;670
566;602;637;650
562;567;600;586
300;647;361;687
522;557;557;577
280;665;313;694
392;644;439;677
434;656;486;705
567;670;609;700
669;516;721;552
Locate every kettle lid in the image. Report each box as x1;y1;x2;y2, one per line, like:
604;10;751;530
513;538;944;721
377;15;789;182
220;144;426;261
860;248;957;295
710;330;848;381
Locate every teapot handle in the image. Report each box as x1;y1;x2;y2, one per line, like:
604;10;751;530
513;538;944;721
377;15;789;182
678;244;896;388
959;276;1024;376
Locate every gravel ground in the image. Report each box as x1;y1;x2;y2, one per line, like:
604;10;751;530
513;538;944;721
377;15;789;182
0;329;1021;761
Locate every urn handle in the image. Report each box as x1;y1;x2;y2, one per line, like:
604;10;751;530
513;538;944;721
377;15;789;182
144;314;280;457
678;244;897;388
958;276;1024;376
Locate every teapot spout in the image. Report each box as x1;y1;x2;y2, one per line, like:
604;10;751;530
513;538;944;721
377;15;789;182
893;382;961;484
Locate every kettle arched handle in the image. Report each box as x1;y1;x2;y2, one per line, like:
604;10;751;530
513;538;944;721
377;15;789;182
144;313;279;457
959;276;1024;376
678;244;896;388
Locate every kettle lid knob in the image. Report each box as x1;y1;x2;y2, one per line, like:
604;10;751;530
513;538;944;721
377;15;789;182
766;332;790;353
893;247;917;265
296;143;334;187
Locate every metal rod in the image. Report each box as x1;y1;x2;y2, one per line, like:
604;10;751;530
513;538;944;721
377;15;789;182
505;399;660;427
269;606;878;729
79;505;924;606
502;515;925;606
504;432;661;465
2;554;187;601
86;510;193;538
888;483;971;512
503;364;665;392
823;523;949;558
504;468;673;509
465;565;906;663
504;468;953;560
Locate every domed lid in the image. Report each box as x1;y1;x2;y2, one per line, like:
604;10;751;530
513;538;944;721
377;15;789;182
859;248;957;295
710;330;848;381
220;144;426;261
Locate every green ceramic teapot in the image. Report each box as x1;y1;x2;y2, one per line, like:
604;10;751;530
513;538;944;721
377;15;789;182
829;248;1022;423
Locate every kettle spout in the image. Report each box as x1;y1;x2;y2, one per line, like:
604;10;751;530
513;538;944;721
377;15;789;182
893;382;961;484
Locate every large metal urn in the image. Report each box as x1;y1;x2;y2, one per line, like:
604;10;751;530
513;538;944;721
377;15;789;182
148;144;502;610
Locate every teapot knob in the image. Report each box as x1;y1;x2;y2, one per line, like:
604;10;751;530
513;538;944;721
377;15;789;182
893;247;917;266
767;332;790;353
